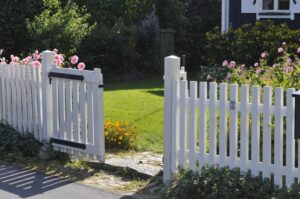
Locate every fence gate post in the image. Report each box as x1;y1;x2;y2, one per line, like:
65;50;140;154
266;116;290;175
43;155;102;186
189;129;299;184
163;55;181;184
41;50;54;141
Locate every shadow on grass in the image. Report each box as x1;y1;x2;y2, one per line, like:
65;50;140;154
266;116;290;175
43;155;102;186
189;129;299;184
145;90;164;97
104;76;163;92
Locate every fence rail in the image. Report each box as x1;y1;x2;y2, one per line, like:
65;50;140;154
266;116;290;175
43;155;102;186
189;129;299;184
163;55;298;188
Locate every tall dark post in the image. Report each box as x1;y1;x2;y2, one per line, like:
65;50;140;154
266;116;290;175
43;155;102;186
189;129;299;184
160;29;176;73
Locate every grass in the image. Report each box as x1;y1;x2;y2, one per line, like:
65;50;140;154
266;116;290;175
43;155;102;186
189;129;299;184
104;76;164;153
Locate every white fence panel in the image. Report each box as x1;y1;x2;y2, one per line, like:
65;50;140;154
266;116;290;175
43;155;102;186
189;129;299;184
0;51;105;162
163;55;299;188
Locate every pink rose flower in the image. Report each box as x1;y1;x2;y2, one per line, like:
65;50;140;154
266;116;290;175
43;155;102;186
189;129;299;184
297;47;300;54
230;61;236;68
222;60;228;67
77;62;85;70
285;66;292;74
70;55;79;65
272;64;277;68
54;54;64;66
278;47;284;53
22;56;32;65
32;60;41;68
254;62;259;67
261;52;267;58
225;73;231;80
32;50;40;60
256;68;262;74
0;57;6;65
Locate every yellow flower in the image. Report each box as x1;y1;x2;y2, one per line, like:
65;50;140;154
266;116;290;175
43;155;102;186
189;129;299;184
119;136;123;140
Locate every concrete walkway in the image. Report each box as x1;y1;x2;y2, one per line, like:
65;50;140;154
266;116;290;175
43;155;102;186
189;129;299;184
0;163;135;199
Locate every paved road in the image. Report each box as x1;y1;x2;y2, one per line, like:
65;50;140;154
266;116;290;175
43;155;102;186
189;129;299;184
0;163;135;199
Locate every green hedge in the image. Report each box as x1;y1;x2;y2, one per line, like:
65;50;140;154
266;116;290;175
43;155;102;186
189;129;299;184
163;167;300;199
205;20;300;67
0;123;41;158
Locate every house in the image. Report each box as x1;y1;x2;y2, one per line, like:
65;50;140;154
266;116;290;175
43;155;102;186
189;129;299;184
222;0;300;32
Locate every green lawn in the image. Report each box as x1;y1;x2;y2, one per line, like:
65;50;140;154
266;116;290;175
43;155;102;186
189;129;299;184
104;77;164;153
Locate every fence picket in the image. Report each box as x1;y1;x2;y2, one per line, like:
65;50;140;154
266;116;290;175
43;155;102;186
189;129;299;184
87;83;94;147
263;86;272;179
199;82;207;169
219;83;228;167
79;82;87;144
72;81;79;143
171;80;179;173
189;81;197;171
251;86;260;176
286;88;295;186
274;88;283;186
58;79;65;140
35;67;42;138
229;84;238;169
11;67;17;128
6;67;12;125
16;68;22;132
179;80;188;169
209;83;217;165
240;85;249;172
65;80;72;141
26;67;33;133
31;67;38;137
52;78;58;140
21;67;27;133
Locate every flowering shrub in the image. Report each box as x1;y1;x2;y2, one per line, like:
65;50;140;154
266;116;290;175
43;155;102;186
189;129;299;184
0;49;85;70
222;43;300;89
104;120;137;150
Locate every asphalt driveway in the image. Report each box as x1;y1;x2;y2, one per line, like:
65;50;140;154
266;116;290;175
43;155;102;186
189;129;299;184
0;163;135;199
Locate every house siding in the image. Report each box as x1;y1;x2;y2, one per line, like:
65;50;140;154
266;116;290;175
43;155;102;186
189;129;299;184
229;0;300;29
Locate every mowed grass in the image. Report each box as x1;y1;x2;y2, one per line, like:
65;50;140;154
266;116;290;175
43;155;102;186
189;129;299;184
104;77;164;153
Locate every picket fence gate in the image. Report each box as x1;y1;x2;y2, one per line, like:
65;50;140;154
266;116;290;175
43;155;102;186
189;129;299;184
163;55;298;188
0;51;104;161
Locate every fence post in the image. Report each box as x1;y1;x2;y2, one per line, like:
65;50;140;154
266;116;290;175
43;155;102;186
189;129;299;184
164;55;181;184
41;50;54;141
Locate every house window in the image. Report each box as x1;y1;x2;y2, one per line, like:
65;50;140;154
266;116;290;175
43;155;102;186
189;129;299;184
263;0;274;10
262;0;290;10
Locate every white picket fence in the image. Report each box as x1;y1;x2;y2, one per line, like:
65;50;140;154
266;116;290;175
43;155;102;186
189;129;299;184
0;51;105;161
163;55;298;188
0;64;43;138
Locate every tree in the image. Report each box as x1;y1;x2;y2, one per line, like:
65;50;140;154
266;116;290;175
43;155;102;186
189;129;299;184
26;0;95;56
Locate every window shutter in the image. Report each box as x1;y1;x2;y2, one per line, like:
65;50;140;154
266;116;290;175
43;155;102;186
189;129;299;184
242;0;258;13
291;0;300;13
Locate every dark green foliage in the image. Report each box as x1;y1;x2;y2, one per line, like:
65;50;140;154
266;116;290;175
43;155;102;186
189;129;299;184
0;123;41;157
73;0;159;75
175;0;221;71
0;0;44;57
27;0;95;57
163;167;300;199
197;64;230;82
205;20;300;67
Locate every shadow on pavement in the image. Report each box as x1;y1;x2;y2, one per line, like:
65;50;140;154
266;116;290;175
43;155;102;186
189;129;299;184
0;164;71;198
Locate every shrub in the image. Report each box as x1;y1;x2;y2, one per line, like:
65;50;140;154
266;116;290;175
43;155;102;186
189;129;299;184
0;123;41;157
0;0;44;57
205;20;300;69
225;43;300;89
104;120;137;150
26;0;95;57
162;167;300;199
